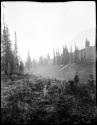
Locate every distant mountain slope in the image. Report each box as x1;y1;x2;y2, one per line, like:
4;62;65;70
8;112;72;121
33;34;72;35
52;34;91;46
33;63;96;83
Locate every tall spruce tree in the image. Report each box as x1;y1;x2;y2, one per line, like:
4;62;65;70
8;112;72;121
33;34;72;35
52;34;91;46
1;32;3;69
64;45;69;65
53;48;56;65
75;45;79;64
80;47;83;63
77;46;80;64
62;46;65;64
1;25;13;75
70;46;73;63
74;44;78;63
56;50;61;65
13;32;19;73
55;50;58;65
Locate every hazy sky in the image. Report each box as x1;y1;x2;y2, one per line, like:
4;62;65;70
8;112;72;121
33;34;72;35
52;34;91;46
1;1;96;62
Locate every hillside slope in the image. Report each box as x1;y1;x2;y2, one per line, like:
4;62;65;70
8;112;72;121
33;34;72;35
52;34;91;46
33;63;96;83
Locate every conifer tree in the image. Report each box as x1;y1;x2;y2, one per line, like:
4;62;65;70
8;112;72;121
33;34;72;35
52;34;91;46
1;25;13;75
64;45;69;65
25;52;32;72
74;44;78;63
13;32;19;74
19;60;24;74
53;48;56;65
47;53;50;65
39;56;44;66
56;50;61;65
76;46;79;64
70;46;73;63
80;48;83;63
62;46;65;64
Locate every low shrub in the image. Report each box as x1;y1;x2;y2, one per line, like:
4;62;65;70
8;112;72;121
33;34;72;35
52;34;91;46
1;75;97;124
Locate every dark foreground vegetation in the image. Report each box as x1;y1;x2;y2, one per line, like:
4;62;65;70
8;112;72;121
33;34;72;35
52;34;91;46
1;74;97;125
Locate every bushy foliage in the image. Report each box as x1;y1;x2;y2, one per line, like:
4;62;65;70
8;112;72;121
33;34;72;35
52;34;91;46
1;76;97;124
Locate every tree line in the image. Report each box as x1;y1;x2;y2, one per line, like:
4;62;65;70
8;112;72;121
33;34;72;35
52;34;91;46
1;25;24;76
25;39;93;72
53;41;92;65
24;52;51;72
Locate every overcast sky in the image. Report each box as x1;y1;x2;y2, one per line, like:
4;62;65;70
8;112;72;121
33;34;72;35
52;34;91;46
1;1;96;62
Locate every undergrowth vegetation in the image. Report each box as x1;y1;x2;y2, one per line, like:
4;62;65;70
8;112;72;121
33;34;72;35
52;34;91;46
1;75;97;124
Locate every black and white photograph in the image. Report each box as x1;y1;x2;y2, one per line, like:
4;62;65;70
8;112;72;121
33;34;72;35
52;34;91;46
1;1;96;124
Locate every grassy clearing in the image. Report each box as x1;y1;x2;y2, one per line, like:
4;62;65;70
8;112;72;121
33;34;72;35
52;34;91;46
33;63;96;83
